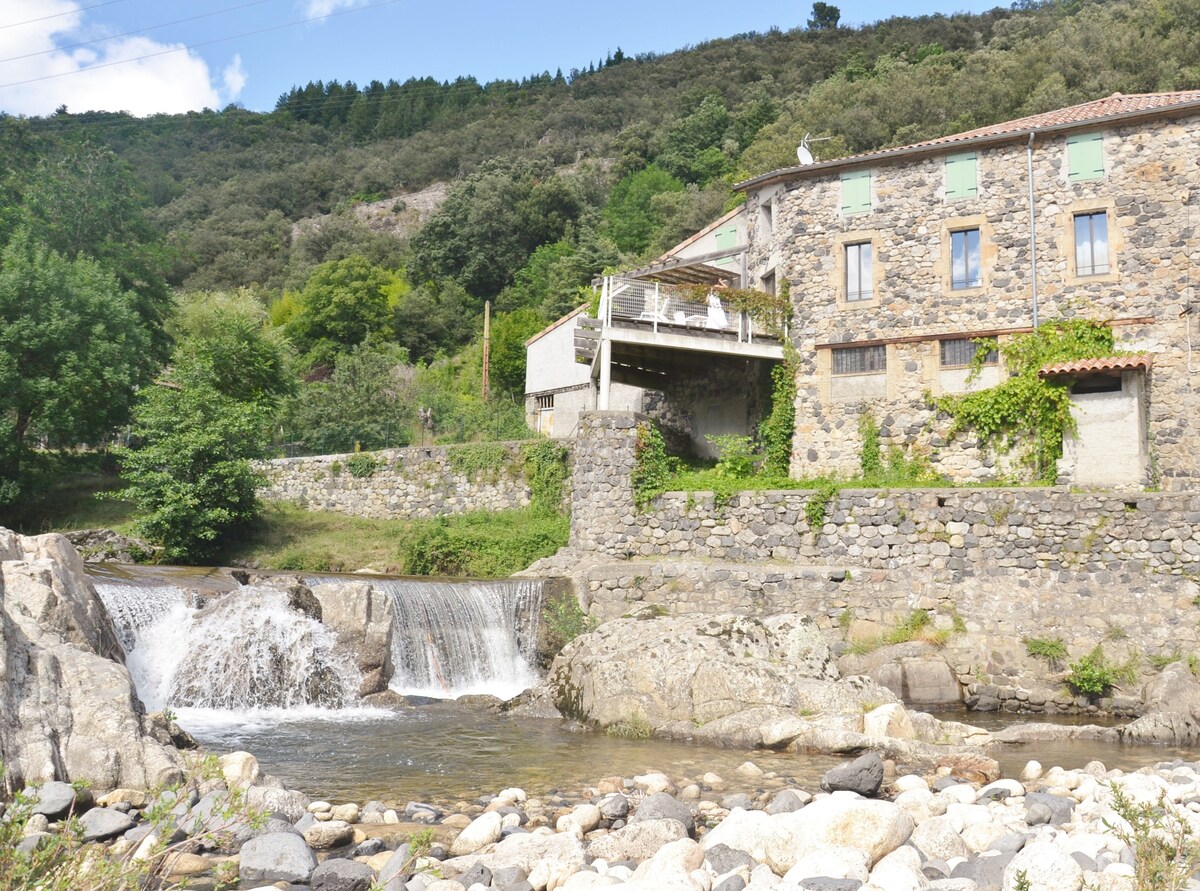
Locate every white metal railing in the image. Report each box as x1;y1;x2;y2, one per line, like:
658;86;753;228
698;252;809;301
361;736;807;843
597;275;782;344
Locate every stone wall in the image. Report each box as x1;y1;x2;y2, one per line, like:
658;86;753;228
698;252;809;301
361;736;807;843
572;411;1200;575
259;441;566;520
741;112;1200;487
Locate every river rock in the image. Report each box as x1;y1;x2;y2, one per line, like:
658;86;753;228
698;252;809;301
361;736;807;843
246;785;311;823
451;811;504;856
0;529;185;789
312;857;376;891
304;819;355;849
311;582;395;696
220;751;261;789
63;528;158;564
550;613;836;730
783;846;871;884
28;781;78;819
630;792;695;834
822;753;885;797
240;832;318;884
80;806;136;842
911;816;969;861
587;818;690;862
1002;841;1083;891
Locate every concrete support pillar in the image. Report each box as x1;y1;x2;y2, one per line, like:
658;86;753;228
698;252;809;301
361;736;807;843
598;338;612;411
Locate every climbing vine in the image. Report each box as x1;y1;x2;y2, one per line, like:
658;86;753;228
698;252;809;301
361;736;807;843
631;422;673;509
757;282;799;477
934;320;1121;483
521;439;569;514
447;442;513;480
673;282;792;337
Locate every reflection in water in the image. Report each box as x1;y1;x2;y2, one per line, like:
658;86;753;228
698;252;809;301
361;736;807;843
178;703;846;806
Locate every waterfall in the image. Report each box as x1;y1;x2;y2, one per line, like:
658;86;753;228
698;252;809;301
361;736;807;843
94;582;359;711
307;576;545;701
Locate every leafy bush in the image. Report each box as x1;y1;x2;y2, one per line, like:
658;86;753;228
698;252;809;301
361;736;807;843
632;422;673;509
1105;782;1200;891
346;453;378;478
1067;645;1117;697
521;439;569;514
541;588;593;658
706;434;756;479
397;508;568;577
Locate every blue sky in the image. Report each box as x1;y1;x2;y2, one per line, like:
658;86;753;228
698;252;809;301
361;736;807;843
0;0;1006;117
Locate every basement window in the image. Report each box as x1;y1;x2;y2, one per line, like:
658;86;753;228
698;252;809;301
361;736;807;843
832;344;886;375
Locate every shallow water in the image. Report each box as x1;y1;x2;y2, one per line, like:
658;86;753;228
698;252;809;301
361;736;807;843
178;704;847;807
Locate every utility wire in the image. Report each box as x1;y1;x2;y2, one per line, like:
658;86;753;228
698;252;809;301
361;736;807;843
0;0;281;65
0;0;129;31
0;0;406;90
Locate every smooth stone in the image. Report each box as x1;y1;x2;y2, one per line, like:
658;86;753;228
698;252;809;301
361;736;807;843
450;812;503;856
705;842;757;876
311;858;376;891
821;754;884;798
951;851;1014;891
80;806;135;842
219;751;261;789
629;792;695;834
1023;793;1075;826
29;782;77;819
598;793;630;821
1002;841;1083;891
765;789;809;815
587;818;689;862
354;837;386;858
304;819;355;850
783;845;870;883
240;832;318;884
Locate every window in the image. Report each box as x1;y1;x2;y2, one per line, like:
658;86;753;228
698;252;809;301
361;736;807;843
758;201;774;238
950;228;982;290
1074;211;1110;276
760;270;776;297
841;170;871;215
832;345;886;375
845;242;873;302
940;339;997;368
1068;133;1104;181
945;152;978;200
714;224;739;268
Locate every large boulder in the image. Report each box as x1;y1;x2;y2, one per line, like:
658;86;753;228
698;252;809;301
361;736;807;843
0;529;185;790
311;582;395;696
550;613;837;729
1122;662;1200;745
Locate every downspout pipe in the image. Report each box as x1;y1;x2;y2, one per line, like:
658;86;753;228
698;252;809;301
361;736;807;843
1026;131;1040;329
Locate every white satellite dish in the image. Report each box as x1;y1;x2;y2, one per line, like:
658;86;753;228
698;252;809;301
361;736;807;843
796;144;815;165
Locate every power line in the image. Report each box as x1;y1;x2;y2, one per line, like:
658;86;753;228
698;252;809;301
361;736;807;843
0;0;129;31
0;0;406;90
0;0;281;65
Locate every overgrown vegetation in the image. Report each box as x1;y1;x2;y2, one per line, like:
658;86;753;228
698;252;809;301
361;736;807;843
521;439;570;513
1105;782;1200;891
935;321;1121;482
1066;644;1140;698
847;609;954;655
396;509;569;578
605;714;654;740
1024;636;1069;666
540;588;594;658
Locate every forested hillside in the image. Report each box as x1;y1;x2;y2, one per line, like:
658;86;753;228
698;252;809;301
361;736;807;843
1;0;1198;556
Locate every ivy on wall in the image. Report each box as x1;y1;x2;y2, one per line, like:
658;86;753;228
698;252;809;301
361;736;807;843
934;320;1121;483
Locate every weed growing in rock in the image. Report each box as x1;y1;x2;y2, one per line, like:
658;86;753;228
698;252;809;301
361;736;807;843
606;715;653;739
1067;645;1125;697
541;588;594;657
1105;782;1200;891
1148;650;1183;671
1024;636;1068;666
346;453;378;478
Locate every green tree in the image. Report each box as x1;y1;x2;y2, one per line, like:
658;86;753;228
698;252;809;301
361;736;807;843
488;309;546;400
808;2;841;30
284;255;394;370
657;95;735;186
119;301;291;562
287;341;416;454
602;165;685;255
0;235;151;505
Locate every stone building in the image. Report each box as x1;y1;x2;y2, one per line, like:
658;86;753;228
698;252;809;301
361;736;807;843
737;91;1200;489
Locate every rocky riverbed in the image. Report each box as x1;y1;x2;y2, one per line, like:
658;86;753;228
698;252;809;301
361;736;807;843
8;746;1198;891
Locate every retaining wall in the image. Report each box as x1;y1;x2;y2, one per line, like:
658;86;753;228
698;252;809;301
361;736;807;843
258;441;568;520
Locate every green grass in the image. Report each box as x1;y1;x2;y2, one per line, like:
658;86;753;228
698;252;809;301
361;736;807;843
1;453;135;535
216;502;568;577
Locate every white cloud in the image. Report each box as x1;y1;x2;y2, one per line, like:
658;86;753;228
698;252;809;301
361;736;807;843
301;0;368;19
222;54;247;99
0;0;228;117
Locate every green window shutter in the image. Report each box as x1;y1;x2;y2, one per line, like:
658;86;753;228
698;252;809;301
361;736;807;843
841;170;871;215
1068;133;1104;181
714;225;738;266
945;152;978;200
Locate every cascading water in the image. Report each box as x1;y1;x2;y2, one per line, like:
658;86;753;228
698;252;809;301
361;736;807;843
94;582;359;711
306;576;545;700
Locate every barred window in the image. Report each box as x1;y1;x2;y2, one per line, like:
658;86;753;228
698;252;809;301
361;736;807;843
832;345;886;375
940;339;997;368
536;394;554;409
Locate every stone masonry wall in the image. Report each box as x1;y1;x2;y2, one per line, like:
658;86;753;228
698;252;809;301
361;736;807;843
742;112;1200;487
572;411;1200;575
259;441;567;520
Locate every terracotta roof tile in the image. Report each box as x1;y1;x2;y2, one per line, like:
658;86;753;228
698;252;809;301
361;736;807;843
738;91;1200;189
1038;355;1152;377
